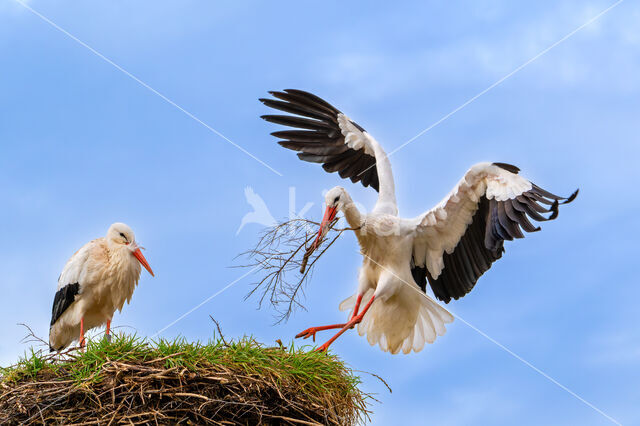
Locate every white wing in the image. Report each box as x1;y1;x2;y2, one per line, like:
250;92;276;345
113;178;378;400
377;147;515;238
410;162;578;303
50;238;104;328
57;239;102;290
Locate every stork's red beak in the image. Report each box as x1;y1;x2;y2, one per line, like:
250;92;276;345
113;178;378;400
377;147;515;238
312;205;337;251
133;247;154;277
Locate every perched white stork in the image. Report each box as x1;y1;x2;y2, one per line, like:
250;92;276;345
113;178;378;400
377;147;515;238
260;90;578;354
49;223;154;351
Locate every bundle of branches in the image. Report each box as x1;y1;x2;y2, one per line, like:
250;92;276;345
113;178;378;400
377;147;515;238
239;218;353;322
0;334;369;425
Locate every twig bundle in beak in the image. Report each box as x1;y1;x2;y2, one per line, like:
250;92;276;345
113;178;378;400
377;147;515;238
237;218;348;323
300;216;338;274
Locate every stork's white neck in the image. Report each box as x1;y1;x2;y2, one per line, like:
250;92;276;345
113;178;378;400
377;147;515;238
366;134;397;215
340;191;363;230
112;249;141;297
106;243;141;277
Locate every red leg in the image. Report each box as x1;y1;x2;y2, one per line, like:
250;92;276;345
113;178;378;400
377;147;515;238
79;317;86;348
349;294;363;323
316;295;376;352
296;324;348;342
106;319;112;343
295;294;365;341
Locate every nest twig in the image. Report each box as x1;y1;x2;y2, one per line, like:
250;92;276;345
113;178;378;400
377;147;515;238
237;218;356;323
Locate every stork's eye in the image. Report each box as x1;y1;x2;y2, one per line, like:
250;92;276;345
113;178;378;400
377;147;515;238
333;196;340;203
119;232;128;242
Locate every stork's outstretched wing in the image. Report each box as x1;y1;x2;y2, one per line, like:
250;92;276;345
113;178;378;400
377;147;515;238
410;162;578;303
260;90;380;191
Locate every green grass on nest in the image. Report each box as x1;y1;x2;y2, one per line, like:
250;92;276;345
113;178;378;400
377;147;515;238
0;334;370;425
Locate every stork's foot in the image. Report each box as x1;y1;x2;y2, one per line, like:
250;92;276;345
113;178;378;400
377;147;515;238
310;296;376;354
295;324;347;342
295;327;318;342
79;337;86;348
314;342;331;353
105;334;112;343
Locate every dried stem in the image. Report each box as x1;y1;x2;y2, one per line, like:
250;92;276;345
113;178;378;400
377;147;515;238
237;218;357;323
209;316;230;348
18;323;49;348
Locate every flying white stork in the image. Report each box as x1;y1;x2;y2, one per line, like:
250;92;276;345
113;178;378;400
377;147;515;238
49;223;154;351
260;90;578;354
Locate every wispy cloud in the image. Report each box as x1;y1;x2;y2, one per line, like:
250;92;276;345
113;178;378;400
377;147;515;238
586;328;640;366
0;0;29;16
315;2;640;99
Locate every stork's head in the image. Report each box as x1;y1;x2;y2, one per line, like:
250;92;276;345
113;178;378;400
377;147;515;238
324;186;349;211
309;187;349;251
107;223;154;277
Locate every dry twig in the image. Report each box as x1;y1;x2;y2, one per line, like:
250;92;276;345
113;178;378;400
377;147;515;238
237;218;356;322
209;316;230;347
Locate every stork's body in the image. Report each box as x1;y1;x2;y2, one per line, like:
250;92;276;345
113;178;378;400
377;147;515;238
49;223;154;351
261;90;578;354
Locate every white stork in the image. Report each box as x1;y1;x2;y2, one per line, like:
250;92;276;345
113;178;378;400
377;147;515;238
260;90;578;354
49;223;154;351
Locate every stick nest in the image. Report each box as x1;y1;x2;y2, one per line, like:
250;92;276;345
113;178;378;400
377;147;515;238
0;334;369;425
239;218;352;323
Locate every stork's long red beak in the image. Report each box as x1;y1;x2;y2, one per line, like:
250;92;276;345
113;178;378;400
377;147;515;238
312;205;337;251
133;247;154;277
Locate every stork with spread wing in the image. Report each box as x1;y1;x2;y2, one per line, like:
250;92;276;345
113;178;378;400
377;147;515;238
261;90;578;354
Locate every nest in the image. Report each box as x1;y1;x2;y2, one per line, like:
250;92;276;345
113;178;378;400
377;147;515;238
0;333;369;425
239;218;354;323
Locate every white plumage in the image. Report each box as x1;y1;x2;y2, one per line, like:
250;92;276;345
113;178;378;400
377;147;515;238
49;223;154;351
411;163;533;279
261;90;577;354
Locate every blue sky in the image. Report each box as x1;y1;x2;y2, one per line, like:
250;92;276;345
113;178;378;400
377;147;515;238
1;1;639;424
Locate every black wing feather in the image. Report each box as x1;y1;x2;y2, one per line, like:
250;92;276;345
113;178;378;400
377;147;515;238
50;283;80;326
261;90;380;192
